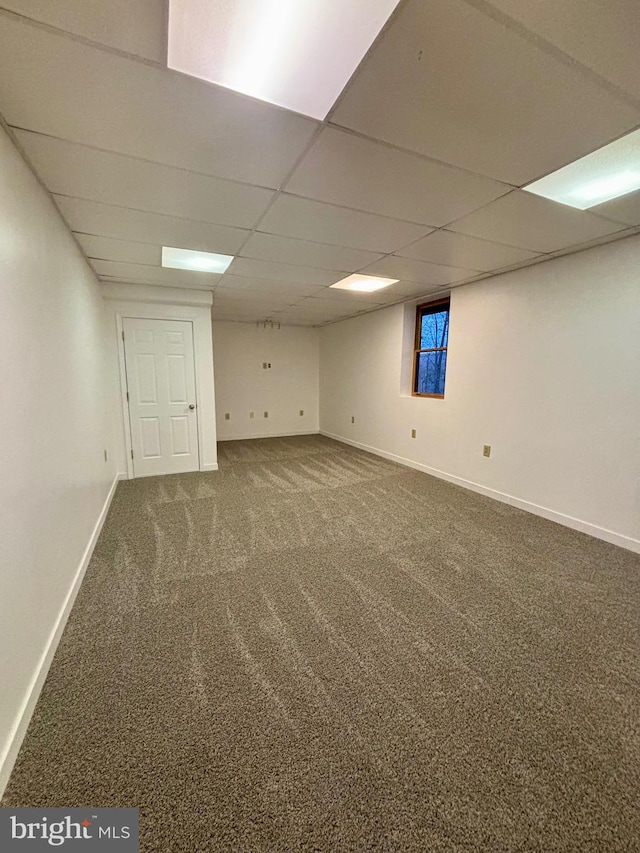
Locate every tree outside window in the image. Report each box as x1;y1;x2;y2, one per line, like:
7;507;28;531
413;299;449;397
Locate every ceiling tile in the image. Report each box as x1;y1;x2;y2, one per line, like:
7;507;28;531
330;0;640;185
54;196;249;255
260;195;432;253
226;257;346;287
485;0;640;102
212;311;262;320
285;127;511;225
0;14;318;187
212;312;260;323
75;233;160;266
325;280;445;302
307;286;398;304
542;228;640;260
360;256;476;285
591;189;640;226
0;0;165;61
212;303;279;313
448;191;624;253
99;275;217;293
240;232;383;272
276;302;355;319
372;281;445;301
277;313;350;325
93;260;221;289
215;276;321;298
213;295;297;313
397;229;540;271
288;300;350;311
213;300;297;314
273;311;326;328
16;131;274;229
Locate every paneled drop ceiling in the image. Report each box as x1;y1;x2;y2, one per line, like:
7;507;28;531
1;0;640;326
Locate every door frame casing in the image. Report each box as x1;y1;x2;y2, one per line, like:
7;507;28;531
107;293;218;480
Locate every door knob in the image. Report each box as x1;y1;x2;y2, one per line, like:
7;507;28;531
189;404;195;410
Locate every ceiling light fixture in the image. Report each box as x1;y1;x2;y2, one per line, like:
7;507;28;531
523;127;640;210
162;246;234;273
167;0;402;119
330;274;398;293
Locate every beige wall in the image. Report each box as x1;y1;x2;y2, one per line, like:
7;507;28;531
0;125;118;790
213;321;319;440
320;236;640;552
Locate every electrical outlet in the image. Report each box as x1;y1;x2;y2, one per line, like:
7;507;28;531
268;363;271;368
249;412;254;419
104;449;108;462
299;410;304;416
411;429;416;438
483;445;491;457
351;416;355;424
225;413;230;420
264;411;269;418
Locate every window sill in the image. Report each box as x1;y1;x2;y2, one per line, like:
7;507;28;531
399;392;445;399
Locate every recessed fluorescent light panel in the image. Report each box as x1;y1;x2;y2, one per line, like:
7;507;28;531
162;246;234;273
523;127;640;210
167;0;402;119
330;274;398;293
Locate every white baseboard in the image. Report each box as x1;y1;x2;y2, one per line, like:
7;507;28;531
218;429;319;442
0;472;124;798
321;431;640;554
200;462;219;472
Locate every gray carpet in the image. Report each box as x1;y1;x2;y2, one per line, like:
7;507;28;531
3;435;640;852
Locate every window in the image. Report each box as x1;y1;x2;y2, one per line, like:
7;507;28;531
413;298;450;397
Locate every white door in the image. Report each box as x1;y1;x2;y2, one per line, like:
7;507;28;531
123;318;199;477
